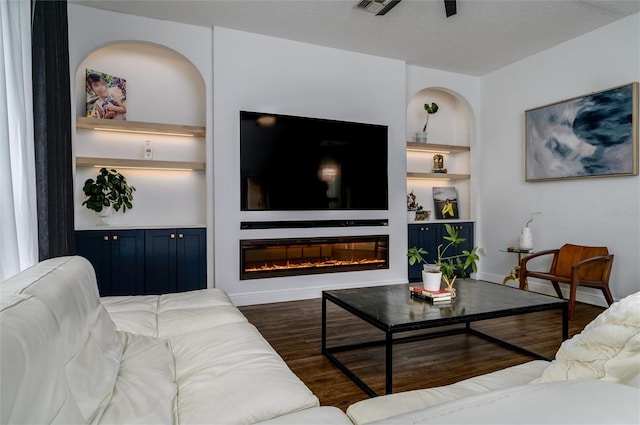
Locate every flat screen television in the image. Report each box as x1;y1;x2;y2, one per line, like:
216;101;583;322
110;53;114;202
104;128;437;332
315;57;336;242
240;111;388;211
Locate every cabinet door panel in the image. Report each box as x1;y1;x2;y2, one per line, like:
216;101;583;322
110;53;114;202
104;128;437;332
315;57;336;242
75;231;111;296
408;224;441;282
145;229;177;295
110;230;145;296
176;228;206;292
448;223;474;276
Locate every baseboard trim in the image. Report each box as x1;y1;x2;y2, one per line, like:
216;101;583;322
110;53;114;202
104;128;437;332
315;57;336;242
228;278;407;306
475;272;610;308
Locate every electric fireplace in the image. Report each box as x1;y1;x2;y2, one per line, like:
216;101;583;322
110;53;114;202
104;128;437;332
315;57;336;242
240;235;389;280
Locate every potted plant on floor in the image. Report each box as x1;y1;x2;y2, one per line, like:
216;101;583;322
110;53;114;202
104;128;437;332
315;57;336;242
407;224;480;294
415;102;439;143
82;167;136;225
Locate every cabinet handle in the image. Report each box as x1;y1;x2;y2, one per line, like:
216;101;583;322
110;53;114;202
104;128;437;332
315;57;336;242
103;236;109;241
170;234;175;239
178;233;184;239
112;235;118;241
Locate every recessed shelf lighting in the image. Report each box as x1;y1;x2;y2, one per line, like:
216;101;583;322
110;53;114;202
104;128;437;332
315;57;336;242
93;165;194;172
92;127;195;137
407;148;451;154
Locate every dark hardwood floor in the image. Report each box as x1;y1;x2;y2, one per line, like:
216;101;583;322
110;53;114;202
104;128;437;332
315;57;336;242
239;291;604;412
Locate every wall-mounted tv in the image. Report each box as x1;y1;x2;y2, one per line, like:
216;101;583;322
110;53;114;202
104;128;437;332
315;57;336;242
240;111;388;211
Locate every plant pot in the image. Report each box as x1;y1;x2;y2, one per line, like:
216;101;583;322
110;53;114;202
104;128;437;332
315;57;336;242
415;132;428;143
422;270;442;291
407;210;416;221
96;205;113;226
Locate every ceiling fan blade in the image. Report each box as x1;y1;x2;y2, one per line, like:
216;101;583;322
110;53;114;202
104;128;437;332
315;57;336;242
444;0;457;17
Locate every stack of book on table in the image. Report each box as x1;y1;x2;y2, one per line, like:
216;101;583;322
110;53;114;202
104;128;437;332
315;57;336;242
409;285;453;304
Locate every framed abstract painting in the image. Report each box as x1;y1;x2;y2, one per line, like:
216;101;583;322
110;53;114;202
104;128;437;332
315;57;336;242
525;82;638;182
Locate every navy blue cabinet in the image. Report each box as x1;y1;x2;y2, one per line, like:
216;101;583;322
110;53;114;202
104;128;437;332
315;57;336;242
407;222;474;282
75;230;144;296
145;228;207;294
408;224;441;281
76;228;206;296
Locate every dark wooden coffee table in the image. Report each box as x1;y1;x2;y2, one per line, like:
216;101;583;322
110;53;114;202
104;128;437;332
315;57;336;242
322;280;568;396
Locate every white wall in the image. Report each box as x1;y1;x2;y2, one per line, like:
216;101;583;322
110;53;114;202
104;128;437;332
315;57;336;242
477;13;640;304
213;27;407;304
67;5;215;283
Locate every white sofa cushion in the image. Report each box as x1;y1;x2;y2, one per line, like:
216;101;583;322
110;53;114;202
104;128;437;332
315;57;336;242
171;321;319;424
533;291;640;386
347;360;549;425
100;295;159;337
98;333;177;424
102;288;248;338
365;380;640;424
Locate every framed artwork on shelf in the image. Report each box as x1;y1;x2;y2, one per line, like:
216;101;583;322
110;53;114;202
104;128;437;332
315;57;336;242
525;82;638;182
85;68;127;120
433;187;459;219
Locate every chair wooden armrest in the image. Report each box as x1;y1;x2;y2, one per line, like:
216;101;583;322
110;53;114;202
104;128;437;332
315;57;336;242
571;255;614;287
519;249;559;290
571;254;614;271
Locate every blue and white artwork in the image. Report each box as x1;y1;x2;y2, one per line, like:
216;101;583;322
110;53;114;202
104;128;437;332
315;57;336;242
525;83;638;181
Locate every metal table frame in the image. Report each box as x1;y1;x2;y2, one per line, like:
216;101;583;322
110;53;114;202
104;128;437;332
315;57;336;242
321;289;568;397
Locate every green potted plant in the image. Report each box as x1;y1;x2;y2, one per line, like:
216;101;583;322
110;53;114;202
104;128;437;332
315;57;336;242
416;102;439;143
407;191;423;221
82;167;136;225
407;224;480;294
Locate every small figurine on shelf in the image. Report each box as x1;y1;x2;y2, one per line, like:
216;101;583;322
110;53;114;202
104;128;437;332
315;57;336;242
432;154;448;173
407;191;423;221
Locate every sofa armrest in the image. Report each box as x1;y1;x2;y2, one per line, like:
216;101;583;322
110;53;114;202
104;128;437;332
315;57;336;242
365;380;640;425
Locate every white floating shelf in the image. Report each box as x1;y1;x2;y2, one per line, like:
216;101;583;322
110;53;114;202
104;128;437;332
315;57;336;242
76;116;206;138
407;172;470;181
76;156;205;171
406;142;470;154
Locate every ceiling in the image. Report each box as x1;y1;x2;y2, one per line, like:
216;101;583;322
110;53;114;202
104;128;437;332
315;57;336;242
70;0;640;76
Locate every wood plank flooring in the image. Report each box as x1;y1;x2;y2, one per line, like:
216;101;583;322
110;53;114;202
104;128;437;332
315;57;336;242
239;291;604;412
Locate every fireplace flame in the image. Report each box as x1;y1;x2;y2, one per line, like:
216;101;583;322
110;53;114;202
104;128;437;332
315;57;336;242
245;257;385;272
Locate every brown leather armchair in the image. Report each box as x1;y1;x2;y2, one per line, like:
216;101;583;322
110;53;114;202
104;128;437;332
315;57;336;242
519;244;614;320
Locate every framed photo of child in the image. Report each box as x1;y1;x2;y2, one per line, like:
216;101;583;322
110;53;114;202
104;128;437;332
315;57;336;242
85;69;127;120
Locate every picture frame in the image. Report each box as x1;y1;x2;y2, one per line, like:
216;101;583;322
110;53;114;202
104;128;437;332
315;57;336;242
525;82;638;182
433;187;459;219
85;68;127;120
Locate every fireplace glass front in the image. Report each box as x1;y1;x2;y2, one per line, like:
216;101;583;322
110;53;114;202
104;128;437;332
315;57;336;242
240;235;389;280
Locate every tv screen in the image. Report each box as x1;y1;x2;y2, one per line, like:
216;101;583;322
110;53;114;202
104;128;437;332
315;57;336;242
240;111;388;211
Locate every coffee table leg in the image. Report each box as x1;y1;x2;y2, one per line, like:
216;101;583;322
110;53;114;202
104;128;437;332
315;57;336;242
385;331;393;394
321;293;327;353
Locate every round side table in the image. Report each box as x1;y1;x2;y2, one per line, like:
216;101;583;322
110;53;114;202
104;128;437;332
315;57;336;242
499;248;534;290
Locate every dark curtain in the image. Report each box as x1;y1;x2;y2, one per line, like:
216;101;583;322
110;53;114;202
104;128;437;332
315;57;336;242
31;0;75;260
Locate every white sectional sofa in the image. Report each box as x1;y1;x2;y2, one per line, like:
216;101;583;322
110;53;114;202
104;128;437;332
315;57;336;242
2;255;639;425
0;256;348;425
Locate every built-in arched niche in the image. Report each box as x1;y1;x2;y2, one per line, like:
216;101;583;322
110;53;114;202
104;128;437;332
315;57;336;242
406;88;475;221
74;42;207;229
